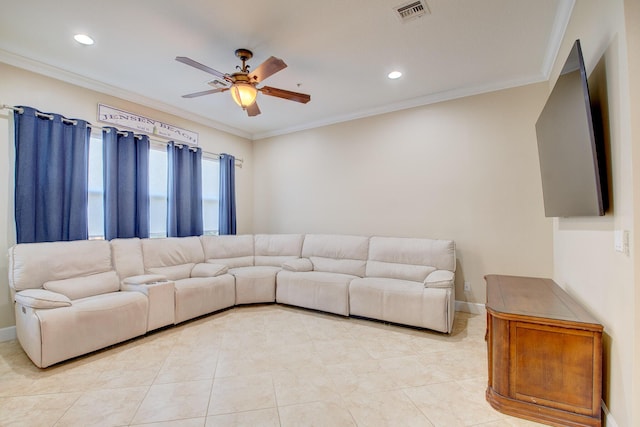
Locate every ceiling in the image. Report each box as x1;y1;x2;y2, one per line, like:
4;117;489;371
0;0;573;140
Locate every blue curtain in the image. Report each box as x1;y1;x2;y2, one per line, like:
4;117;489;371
103;127;150;240
14;106;90;243
167;142;203;237
219;153;236;235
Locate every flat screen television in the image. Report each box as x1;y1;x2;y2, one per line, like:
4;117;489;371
535;39;608;217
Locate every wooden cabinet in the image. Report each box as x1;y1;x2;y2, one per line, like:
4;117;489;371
485;275;603;427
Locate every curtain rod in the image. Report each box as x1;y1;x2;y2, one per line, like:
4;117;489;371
1;104;243;167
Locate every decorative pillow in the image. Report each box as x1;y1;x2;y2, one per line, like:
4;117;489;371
191;263;228;278
282;258;313;272
122;274;168;285
15;289;72;309
43;270;119;300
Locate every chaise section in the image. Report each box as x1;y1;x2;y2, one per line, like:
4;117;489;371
9;240;148;368
349;236;456;333
141;237;235;323
276;234;369;316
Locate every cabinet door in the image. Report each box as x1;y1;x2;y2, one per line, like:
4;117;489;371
509;322;601;417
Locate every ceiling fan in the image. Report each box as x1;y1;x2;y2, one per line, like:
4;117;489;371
176;49;311;117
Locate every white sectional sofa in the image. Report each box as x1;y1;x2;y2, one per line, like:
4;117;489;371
8;234;456;367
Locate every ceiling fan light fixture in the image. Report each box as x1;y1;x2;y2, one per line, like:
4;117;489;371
231;83;258;109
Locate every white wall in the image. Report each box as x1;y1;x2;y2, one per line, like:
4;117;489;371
625;0;640;423
547;1;636;426
0;62;254;330
253;83;554;308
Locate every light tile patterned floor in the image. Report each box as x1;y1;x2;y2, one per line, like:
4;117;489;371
0;305;547;426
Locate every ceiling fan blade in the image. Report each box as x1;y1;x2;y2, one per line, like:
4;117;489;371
246;102;261;117
181;88;228;98
260;86;311;104
175;56;230;81
248;56;287;83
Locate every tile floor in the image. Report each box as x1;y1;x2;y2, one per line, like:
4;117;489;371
0;305;546;426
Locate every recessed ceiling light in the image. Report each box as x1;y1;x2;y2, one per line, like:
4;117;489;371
74;34;94;45
388;71;402;79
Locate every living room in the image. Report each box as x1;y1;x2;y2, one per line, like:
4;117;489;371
0;1;638;426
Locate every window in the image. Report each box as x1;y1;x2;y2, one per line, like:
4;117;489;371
202;156;220;235
149;146;168;238
87;135;219;239
87;135;104;239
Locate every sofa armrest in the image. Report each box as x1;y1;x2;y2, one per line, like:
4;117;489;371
14;289;72;309
282;258;313;272
424;270;454;289
122;274;168;285
191;263;228;278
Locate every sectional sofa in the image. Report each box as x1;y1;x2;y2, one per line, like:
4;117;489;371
8;234;456;368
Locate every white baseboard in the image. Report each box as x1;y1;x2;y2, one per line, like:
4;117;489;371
602;401;619;427
455;300;486;315
0;326;16;342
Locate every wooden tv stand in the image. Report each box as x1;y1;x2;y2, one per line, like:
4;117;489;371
485;275;603;427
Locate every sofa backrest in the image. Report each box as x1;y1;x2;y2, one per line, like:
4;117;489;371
366;236;456;282
254;234;304;267
8;240;119;300
301;234;370;277
141;236;204;280
110;237;145;279
201;235;254;268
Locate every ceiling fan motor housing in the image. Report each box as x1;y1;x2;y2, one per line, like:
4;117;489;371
234;48;253;61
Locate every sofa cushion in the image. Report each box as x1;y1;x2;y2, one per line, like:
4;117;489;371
366;261;436;283
302;234;369;277
111;238;145;279
9;240;113;291
282;258;313;272
15;289;72;309
201;235;254;268
36;291;148;368
368;236;456;272
254;234;304;266
191;263;228;278
142;236;204;269
349;277;451;332
309;257;367;277
43;271;120;300
147;264;194;281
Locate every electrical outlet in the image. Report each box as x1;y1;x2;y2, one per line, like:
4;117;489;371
464;281;471;292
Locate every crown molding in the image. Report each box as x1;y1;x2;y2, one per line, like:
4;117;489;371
253;72;548;140
0;49;252;140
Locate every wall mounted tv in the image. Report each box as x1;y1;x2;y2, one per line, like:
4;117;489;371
535;39;608;217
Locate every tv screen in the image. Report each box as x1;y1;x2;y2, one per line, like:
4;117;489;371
535;39;607;217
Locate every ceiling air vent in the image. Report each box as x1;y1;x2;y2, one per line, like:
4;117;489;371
394;0;430;23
